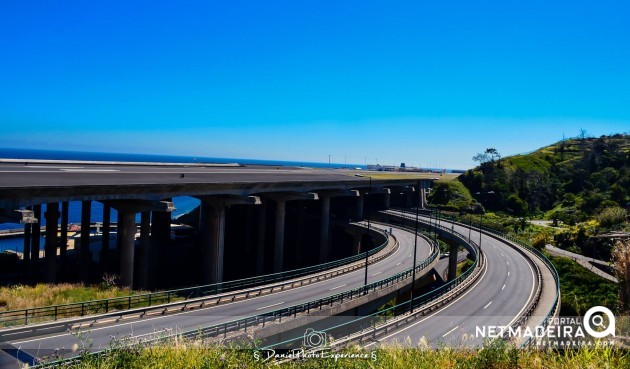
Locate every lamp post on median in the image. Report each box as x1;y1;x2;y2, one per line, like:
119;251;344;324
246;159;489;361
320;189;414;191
410;179;420;313
479;212;484;250
468;213;473;241
474;191;494;250
364;176;372;289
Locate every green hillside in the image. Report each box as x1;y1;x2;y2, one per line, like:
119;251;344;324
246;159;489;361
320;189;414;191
457;133;629;224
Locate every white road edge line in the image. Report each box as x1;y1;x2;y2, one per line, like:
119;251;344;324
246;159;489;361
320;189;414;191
256;302;284;310
484;301;492;309
503;242;537;330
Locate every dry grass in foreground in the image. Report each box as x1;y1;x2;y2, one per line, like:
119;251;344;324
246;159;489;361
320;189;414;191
50;339;629;369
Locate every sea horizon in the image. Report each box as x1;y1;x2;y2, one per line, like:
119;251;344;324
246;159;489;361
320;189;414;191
0;147;465;172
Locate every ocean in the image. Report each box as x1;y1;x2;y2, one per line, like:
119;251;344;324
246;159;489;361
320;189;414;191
0;147;365;170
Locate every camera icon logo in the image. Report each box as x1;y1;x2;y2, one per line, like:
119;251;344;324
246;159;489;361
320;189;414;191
303;328;327;348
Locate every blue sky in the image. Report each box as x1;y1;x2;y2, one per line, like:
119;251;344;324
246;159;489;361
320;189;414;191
1;1;628;169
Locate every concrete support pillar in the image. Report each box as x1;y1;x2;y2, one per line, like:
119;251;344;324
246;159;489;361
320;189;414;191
60;202;69;268
355;196;364;221
406;191;413;208
31;205;41;263
138;211;151;289
23;220;31;264
118;212;136;288
80;201;91;281
352;233;362;255
319;196;331;263
103;199;173;289
419;182;427;209
274;199;286;273
199;203;226;284
244;207;254;256
101;204;111;266
44;202;59;283
294;208;305;265
448;243;458;281
150;210;171;289
256;203;266;275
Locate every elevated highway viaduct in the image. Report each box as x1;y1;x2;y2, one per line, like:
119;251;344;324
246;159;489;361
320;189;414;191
0;161;431;289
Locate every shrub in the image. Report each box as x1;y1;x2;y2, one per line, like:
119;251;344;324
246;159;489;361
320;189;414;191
531;233;550;251
597;206;627;228
506;194;528;215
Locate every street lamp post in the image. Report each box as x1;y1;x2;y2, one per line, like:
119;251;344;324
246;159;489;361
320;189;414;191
410;180;420;313
364;176;372;289
474;191;494;249
479;212;484;250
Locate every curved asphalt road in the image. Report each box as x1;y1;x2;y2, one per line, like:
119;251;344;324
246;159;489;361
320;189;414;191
3;223;432;366
366;211;538;348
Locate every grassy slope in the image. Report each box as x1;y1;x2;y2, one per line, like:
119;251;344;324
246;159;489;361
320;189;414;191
0;283;143;311
459;134;630;216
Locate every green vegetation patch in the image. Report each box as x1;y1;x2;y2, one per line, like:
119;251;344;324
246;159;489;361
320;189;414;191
427;180;476;211
0;283;144;311
457;258;474;277
505;155;552;173
547;255;619;316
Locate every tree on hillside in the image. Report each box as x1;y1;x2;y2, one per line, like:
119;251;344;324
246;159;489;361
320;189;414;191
486;148;501;162
472;148;501;164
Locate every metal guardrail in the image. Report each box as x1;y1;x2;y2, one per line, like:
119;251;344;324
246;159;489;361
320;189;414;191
257;218;484;350
0;225;389;328
36;224;441;368
263;208;559;351
414;209;561;348
169;231;439;342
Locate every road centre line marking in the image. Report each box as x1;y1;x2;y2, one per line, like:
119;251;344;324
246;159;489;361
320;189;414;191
372;272;382;276
484;301;492;309
329;284;347;291
442;325;460;337
365;252;489;347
